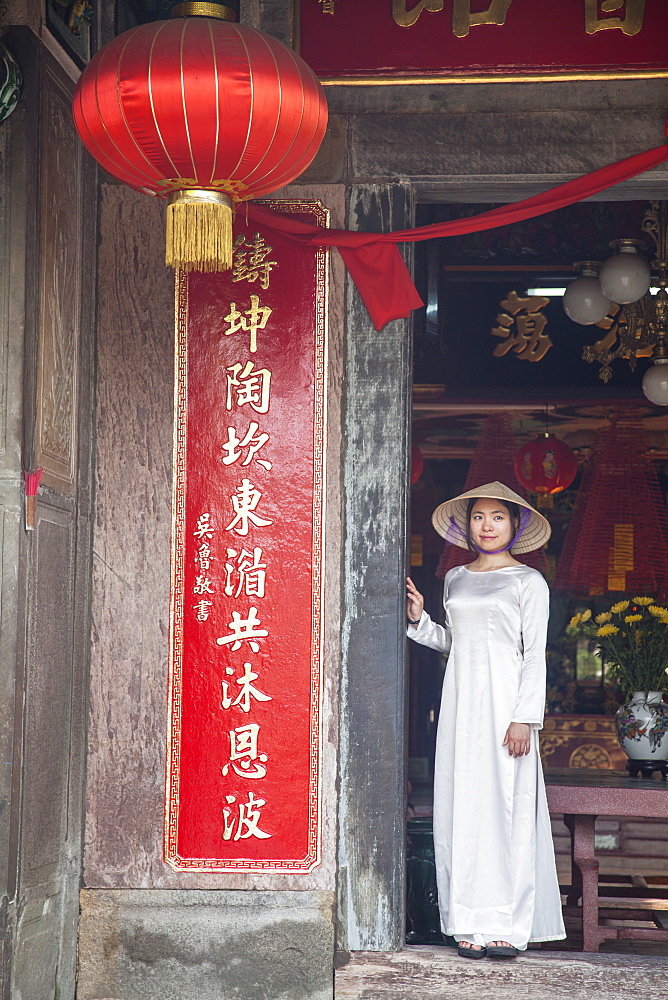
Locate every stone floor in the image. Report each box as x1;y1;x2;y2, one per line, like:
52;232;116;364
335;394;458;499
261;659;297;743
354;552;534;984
335;945;668;1000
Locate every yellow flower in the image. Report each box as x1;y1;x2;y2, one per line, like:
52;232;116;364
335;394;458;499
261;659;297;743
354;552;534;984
596;624;619;637
568;614;582;629
624;614;642;623
595;612;612;624
632;597;654;605
580;609;592;622
610;600;630;614
649;606;668;619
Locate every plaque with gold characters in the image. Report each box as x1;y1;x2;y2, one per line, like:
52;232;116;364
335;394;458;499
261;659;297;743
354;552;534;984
299;0;668;85
165;202;329;872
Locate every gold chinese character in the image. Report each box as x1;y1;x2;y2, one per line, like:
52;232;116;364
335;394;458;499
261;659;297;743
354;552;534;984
193;512;214;539
392;0;512;35
224;547;267;599
452;0;513;36
193;575;215;595
393;0;444;28
225;479;273;537
221;422;272;471
491;290;553;363
316;0;337;12
222;295;272;354
222;723;268;779
216;606;268;653
226;361;272;414
222;792;272;841
232;233;278;290
221;662;272;714
195;541;213;571
585;0;646;36
192;599;213;622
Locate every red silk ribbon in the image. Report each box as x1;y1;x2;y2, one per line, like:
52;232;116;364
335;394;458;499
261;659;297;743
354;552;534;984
248;126;668;331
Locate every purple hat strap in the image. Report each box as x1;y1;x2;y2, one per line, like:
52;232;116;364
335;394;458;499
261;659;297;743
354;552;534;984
444;506;532;554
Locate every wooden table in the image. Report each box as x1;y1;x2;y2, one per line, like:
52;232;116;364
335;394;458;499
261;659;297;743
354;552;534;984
545;768;668;952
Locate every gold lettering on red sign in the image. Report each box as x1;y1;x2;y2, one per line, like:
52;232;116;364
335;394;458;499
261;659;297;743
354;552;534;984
393;0;444;28
216;606;268;652
584;0;646;35
225;479;273;536
232;233;278;290
222;723;268;779
393;0;512;34
452;0;513;36
221;422;272;471
222;792;272;841
224;547;267;599
221;662;272;713
226;361;272;414
193;599;213;622
222;295;272;354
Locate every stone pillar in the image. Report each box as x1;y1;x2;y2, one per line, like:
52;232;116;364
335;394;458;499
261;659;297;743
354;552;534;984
337;184;415;952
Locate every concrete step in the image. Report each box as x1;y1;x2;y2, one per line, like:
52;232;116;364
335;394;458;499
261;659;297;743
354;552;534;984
335;945;668;1000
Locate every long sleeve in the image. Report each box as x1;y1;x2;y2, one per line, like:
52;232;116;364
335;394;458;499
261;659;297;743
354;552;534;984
407;610;452;654
407;573;452;654
512;570;549;729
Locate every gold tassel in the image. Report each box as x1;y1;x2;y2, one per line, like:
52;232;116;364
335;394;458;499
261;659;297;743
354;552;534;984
165;189;233;272
536;493;554;510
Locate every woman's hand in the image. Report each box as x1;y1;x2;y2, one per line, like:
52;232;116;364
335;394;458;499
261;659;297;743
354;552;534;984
503;722;531;757
406;577;424;624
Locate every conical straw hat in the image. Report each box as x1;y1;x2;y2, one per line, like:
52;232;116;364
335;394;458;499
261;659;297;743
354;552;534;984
431;481;551;554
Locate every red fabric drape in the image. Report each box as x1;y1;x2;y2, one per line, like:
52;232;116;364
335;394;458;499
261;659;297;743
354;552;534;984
248;123;668;330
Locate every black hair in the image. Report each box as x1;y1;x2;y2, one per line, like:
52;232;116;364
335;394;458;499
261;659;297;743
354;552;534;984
465;497;521;553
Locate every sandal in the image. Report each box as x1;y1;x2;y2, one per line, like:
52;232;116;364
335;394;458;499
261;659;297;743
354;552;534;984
457;943;487;959
486;941;518;958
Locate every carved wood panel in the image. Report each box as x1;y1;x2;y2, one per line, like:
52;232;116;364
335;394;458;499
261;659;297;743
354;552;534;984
34;60;83;495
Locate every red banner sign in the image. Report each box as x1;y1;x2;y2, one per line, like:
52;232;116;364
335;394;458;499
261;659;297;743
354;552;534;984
299;0;668;84
166;203;328;872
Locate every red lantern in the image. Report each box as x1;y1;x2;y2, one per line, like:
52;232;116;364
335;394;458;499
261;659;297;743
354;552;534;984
72;3;327;272
411;443;424;485
514;434;578;497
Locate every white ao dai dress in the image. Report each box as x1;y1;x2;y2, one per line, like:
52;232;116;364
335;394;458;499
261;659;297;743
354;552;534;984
409;563;565;949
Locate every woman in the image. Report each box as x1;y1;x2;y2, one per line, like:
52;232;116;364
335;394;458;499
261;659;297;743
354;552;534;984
406;482;565;959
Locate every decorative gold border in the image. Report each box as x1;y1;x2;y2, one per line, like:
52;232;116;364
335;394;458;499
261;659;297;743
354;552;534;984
317;69;668;86
165;268;189;871
165;202;330;873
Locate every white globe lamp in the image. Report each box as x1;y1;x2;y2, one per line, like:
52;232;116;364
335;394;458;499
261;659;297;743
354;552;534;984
563;262;612;325
599;240;651;305
642;359;668;406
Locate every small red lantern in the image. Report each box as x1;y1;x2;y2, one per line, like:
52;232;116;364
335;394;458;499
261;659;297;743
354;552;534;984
72;3;327;272
411;443;424;485
514;434;578;497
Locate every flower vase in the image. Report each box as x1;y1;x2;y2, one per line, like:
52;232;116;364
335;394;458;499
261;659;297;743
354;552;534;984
615;691;668;778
